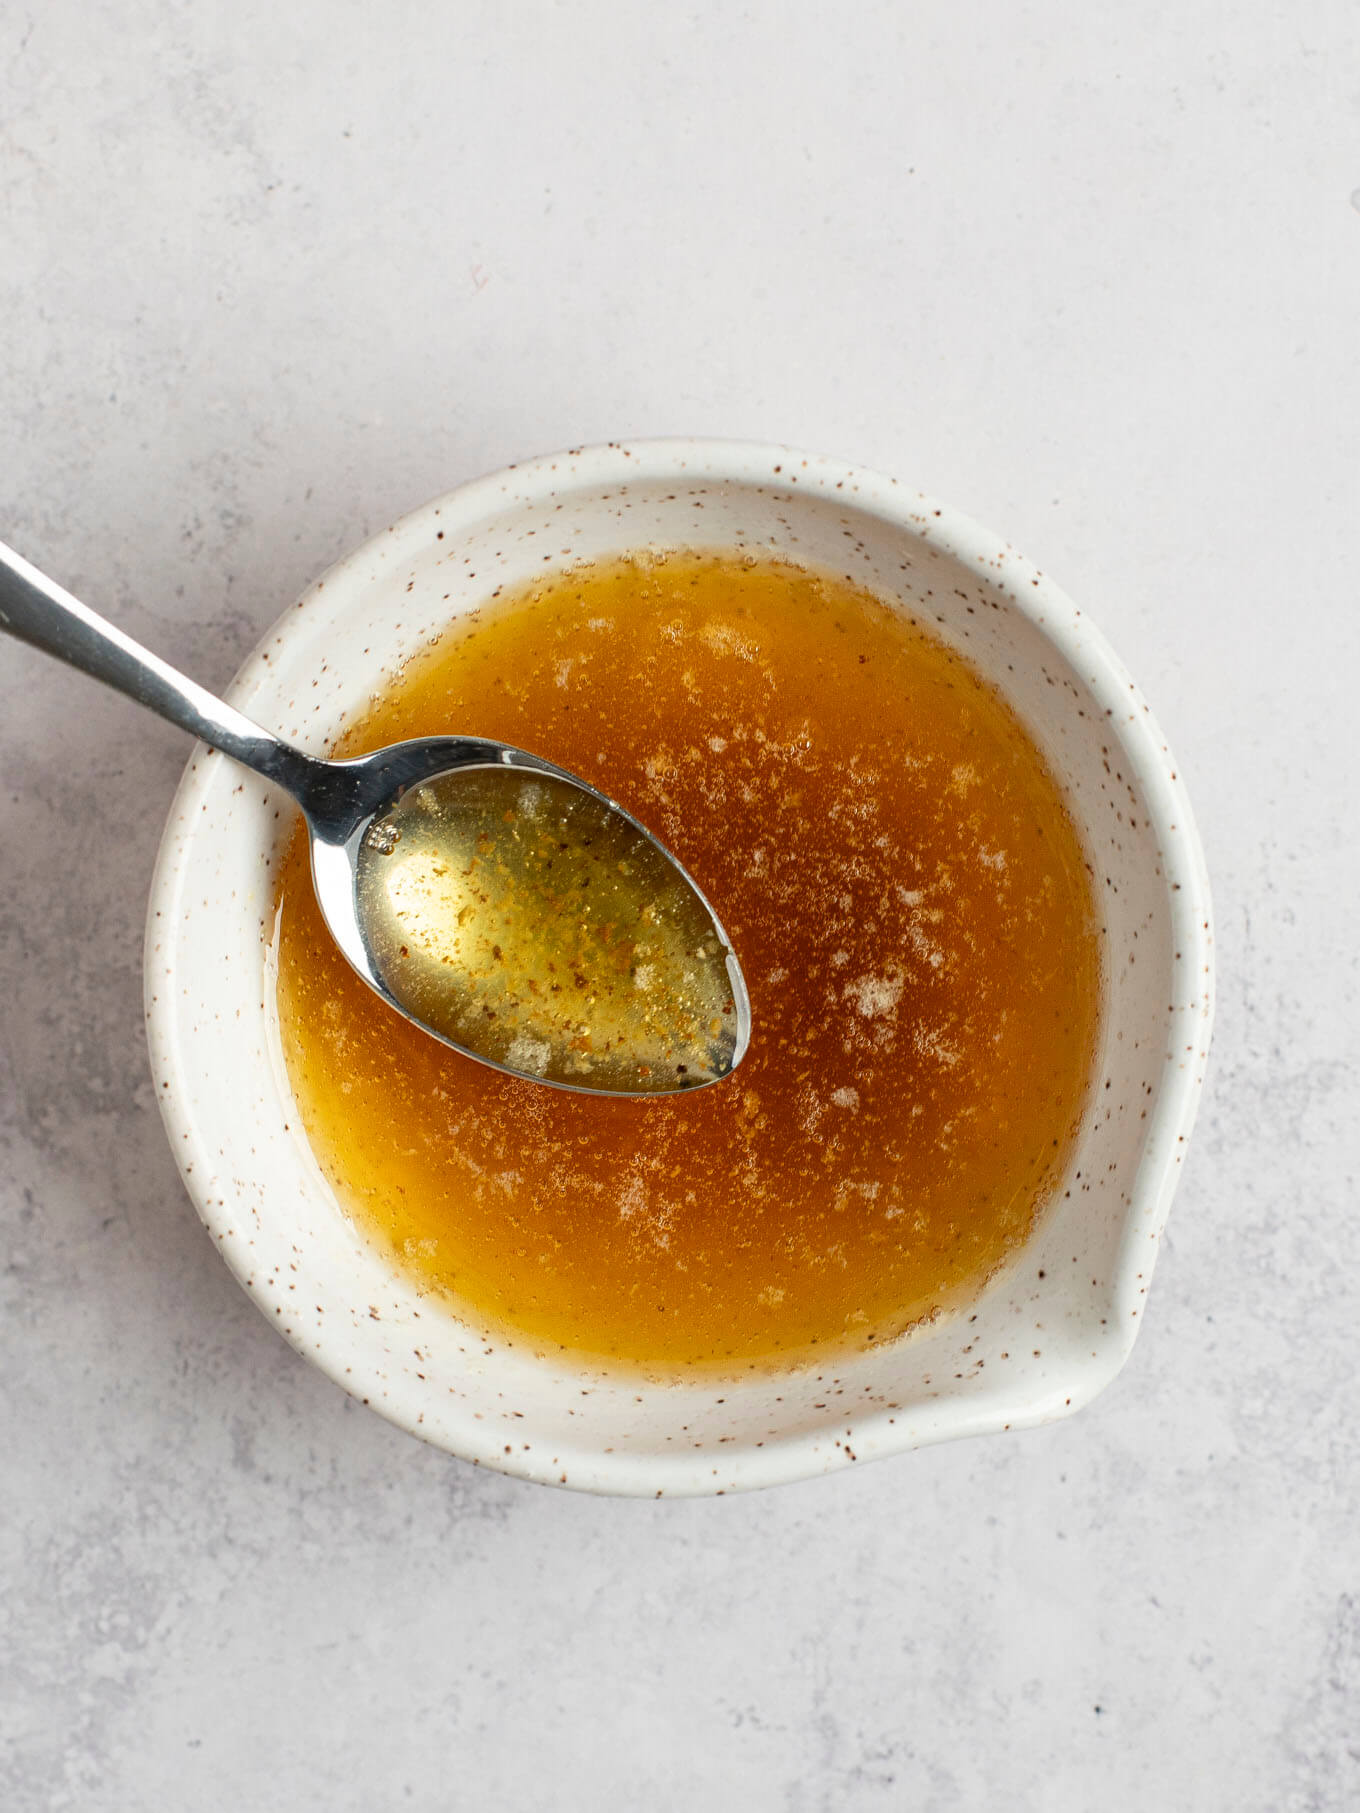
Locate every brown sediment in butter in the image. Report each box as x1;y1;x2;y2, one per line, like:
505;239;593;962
273;550;1102;1373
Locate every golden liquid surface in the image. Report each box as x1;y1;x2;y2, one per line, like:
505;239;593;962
274;552;1102;1373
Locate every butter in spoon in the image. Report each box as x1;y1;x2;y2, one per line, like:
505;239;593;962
0;539;751;1095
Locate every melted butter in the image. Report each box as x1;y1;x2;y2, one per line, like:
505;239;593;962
356;767;741;1090
274;550;1103;1374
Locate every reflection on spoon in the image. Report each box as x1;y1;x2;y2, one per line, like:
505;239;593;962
357;768;744;1092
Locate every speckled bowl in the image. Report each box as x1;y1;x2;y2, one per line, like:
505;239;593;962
145;441;1213;1496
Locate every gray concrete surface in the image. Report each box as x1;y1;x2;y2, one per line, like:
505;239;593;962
2;4;1357;1807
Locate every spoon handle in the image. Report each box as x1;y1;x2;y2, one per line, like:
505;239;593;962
0;538;322;801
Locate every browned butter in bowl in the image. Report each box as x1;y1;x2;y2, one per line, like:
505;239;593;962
273;551;1102;1372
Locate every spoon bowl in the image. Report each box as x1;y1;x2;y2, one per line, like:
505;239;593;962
351;756;746;1092
0;540;749;1095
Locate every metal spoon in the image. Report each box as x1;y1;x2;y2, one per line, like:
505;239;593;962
0;539;751;1095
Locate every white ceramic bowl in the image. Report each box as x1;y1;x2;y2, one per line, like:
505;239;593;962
145;441;1213;1496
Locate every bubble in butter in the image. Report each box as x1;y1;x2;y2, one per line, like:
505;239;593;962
355;766;742;1092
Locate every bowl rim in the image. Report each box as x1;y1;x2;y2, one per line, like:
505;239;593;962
144;437;1215;1493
